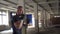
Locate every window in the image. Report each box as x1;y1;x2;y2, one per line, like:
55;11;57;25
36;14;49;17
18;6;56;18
0;11;1;14
0;15;2;25
0;11;8;25
12;13;16;16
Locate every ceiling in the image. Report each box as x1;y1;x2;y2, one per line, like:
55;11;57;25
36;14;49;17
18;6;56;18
0;0;60;14
25;0;60;14
0;0;17;11
32;0;60;14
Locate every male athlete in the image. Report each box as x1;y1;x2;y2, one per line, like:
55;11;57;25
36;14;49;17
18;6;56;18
11;6;29;34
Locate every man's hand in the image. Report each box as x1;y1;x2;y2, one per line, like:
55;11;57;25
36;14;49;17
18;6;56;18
14;21;20;28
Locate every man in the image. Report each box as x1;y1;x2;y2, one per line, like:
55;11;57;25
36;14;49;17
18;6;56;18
11;6;28;34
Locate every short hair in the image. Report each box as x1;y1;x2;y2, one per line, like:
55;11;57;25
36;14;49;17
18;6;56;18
17;6;22;9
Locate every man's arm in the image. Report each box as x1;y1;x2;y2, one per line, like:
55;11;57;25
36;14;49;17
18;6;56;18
19;20;24;29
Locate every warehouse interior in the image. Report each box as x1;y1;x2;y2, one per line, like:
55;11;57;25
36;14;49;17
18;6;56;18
0;0;60;34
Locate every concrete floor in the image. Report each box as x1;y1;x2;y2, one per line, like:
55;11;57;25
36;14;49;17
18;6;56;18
0;28;60;34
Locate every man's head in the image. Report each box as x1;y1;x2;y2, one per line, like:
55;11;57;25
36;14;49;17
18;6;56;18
16;6;23;15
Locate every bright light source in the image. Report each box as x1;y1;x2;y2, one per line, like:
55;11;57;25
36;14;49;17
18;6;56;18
8;7;16;9
54;16;60;17
0;7;17;11
0;8;9;10
9;9;17;11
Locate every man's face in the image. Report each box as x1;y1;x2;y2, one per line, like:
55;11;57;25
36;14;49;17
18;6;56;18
17;8;23;15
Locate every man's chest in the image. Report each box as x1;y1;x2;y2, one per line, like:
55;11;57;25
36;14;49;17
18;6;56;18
13;14;24;22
